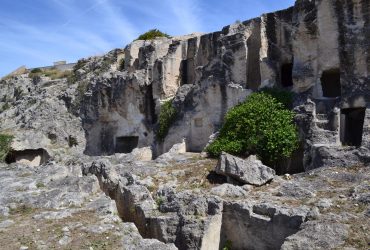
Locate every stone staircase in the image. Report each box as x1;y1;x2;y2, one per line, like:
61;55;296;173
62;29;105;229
311;98;340;146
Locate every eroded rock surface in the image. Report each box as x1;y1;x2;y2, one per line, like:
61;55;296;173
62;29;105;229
215;153;276;186
0;0;369;249
84;152;370;250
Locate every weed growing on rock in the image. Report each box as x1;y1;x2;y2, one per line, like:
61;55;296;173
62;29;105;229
0;102;10;113
68;135;78;147
157;99;177;141
155;196;165;208
36;182;45;189
118;58;125;71
206;92;299;168
0;134;13;162
222;240;233;250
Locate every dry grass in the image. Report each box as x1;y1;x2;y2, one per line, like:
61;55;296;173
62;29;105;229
0;208;123;250
28;68;72;80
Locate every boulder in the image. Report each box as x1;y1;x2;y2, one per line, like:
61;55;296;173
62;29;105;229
215;152;275;186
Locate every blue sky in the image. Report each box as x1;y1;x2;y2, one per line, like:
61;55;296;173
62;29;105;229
0;0;295;77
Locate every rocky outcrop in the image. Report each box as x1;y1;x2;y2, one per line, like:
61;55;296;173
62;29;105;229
77;0;369;171
0;74;86;163
83;151;370;249
84;157;224;250
1;0;370;249
215;153;275;186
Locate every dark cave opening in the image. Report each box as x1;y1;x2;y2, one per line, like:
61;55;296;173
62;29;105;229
281;63;293;87
340;108;366;147
321;69;341;97
115;136;139;154
180;59;188;86
5;148;50;166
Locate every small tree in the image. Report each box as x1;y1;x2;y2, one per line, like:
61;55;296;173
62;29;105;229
206;92;299;167
136;29;171;41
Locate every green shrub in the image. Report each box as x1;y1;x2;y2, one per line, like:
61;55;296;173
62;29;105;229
30;68;42;73
260;87;294;109
0;134;13;162
206;92;299;167
157;100;177;141
136;29;171;41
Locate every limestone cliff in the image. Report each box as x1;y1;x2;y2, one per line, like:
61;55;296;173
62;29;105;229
0;0;369;249
79;0;370;171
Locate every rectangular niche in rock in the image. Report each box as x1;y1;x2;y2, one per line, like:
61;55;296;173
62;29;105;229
180;59;188;86
340;108;366;147
321;69;341;97
115;136;139;153
281;63;293;87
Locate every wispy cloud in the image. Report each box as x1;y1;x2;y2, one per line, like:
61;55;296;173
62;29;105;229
97;0;138;42
166;0;203;34
0;0;295;77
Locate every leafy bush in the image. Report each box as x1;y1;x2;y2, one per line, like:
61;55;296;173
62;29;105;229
260;87;294;109
206;92;299;167
136;29;171;41
0;134;13;162
157;100;177;141
30;68;42;73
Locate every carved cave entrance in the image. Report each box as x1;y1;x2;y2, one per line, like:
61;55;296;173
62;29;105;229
115;136;139;153
180;59;188;86
340;108;366;146
281;63;293;87
5;148;50;166
321;69;341;97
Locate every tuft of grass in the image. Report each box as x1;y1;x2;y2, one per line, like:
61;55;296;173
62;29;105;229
68;135;78;147
155;196;165;208
9;204;34;215
0;102;10;113
222;240;233;250
36;182;45;189
0;134;13;162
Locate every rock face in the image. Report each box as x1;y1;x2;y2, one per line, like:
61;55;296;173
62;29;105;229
215;153;276;186
1;0;370;249
75;0;370;171
83;152;370;250
0;73;86;164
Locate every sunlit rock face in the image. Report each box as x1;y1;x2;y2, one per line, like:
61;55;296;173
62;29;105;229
80;0;369;170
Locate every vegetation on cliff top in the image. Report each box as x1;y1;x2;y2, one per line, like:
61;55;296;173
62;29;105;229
0;134;13;162
136;29;171;41
28;67;72;80
206;91;298;167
